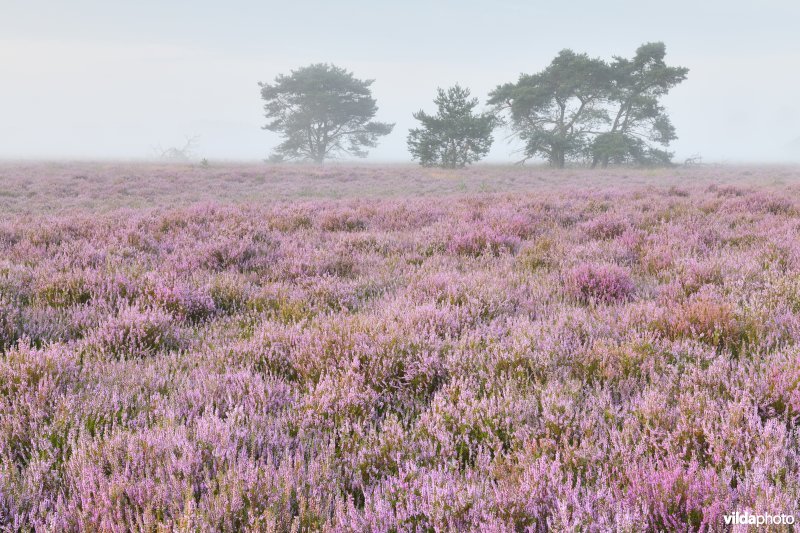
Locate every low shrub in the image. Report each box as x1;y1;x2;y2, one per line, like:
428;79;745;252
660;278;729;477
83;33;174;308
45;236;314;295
567;263;635;304
87;306;183;359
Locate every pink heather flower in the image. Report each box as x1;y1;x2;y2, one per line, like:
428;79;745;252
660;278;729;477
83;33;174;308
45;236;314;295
152;280;216;322
88;305;183;358
2;164;800;530
582;214;628;240
567;263;635;303
0;297;21;351
448;227;520;257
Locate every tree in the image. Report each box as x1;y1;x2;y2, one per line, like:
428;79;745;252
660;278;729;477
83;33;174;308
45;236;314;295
259;64;394;163
592;42;688;167
407;85;497;168
488;50;611;168
153;135;200;162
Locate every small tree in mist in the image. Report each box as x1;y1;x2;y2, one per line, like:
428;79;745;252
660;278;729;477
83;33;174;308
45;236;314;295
407;85;497;168
153;135;200;162
259;64;394;163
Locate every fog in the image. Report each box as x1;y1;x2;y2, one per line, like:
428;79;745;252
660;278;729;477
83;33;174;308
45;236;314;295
2;0;799;163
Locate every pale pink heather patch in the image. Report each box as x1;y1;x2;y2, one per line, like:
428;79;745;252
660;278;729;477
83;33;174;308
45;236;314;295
1;163;800;530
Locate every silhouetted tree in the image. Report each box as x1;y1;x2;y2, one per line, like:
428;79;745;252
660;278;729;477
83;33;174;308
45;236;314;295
488;50;611;167
259;64;394;163
407;85;497;168
153;135;200;162
490;44;687;168
591;42;688;167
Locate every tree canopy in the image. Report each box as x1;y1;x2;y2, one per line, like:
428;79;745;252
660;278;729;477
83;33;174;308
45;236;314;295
407;85;498;168
592;42;689;167
259;64;394;163
489;43;687;168
488;50;611;167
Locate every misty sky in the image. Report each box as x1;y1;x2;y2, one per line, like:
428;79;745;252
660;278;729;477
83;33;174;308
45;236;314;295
2;0;799;162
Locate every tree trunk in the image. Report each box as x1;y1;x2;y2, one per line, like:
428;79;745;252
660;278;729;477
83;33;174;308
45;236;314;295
314;145;326;164
551;148;566;169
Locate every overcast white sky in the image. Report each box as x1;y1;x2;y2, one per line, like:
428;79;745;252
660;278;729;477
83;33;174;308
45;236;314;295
1;0;799;162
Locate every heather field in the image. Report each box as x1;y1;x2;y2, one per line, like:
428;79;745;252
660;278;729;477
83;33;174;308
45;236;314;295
3;163;800;531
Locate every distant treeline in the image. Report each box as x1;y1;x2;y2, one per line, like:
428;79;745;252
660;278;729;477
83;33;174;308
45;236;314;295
259;43;687;168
